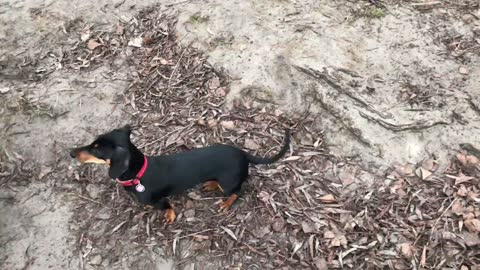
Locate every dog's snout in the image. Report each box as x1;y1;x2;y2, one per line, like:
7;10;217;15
69;149;78;158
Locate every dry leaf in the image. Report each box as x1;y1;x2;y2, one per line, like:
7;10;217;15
188;192;202;200
115;25;124;35
324;231;335;239
38;165;52;179
301;221;315;234
452;201;464;215
274;109;284;117
220;226;238;241
253;226;270;238
271;217;285;232
193;235;209;241
420;246;427;267
173;237;178;255
216;87;227;97
87;39;102;50
0;87;10;94
300;133;314;146
464;219;480;233
185;200;195;209
80;30;91;41
313;256;328;270
300;151;323;157
197;119;206;126
461;232;480;247
111;221;127;233
291;241;303;256
448;173;475;185
128;37;143;48
398;243;414;258
184;209;195;218
442;231;458;241
207;119;217;127
284;156;301;162
394;164;415;176
339;171;355;187
221;121;235;130
457;185;468;197
468;191;480;202
286;218;299;226
416;167;432;180
244;138;260;150
330;234;347;247
152;56;172;65
459;66;469;75
165;131;181;147
319;194;336;203
313;138;322;148
390;179;404;194
464;212;475;220
421;159;437;171
308;235;315;259
143;36;154;45
208;77;221;90
160;58;171;65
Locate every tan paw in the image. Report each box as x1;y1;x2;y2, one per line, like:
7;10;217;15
218;194;238;212
202;181;223;192
164;209;176;223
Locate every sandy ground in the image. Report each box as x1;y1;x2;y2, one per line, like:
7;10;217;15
1;0;479;269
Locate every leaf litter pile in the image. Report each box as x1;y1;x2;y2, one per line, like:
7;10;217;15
61;8;480;270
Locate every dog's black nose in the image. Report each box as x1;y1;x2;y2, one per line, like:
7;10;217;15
69;149;77;158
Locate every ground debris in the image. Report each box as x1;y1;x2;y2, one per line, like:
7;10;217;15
60;6;480;270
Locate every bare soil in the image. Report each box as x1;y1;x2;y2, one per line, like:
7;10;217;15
1;0;479;269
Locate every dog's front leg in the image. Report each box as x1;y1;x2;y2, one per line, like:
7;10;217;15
152;198;176;223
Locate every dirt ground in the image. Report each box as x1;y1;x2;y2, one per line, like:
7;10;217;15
1;0;480;269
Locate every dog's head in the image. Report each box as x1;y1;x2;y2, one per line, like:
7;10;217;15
70;125;132;179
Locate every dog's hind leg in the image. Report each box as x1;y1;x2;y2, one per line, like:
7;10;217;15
201;180;223;192
217;175;245;212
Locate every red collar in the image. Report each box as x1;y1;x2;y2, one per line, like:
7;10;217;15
116;156;148;187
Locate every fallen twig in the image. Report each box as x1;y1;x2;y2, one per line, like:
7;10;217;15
68;192;102;205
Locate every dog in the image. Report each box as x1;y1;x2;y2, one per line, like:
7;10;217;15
70;125;290;223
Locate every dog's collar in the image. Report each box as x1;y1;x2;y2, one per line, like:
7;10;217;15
116;156;148;187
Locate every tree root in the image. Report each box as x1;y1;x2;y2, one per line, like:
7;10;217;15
466;96;480;116
294;65;391;120
358;111;450;131
307;88;372;147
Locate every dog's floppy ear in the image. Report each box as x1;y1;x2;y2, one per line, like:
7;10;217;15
108;147;131;179
121;124;132;135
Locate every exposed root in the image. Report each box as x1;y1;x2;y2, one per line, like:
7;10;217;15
358;111;450;131
294;65;391;119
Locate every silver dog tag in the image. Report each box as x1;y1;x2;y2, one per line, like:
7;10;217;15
135;183;145;192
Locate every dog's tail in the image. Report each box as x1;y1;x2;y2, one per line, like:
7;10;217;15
245;129;290;165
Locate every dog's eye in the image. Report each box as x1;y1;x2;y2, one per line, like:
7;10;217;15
93;144;99;148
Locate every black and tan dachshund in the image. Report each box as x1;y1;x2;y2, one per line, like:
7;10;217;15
70;125;290;223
